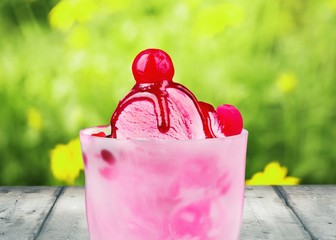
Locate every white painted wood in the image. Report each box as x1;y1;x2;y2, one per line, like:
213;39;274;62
36;187;89;240
1;186;335;239
240;186;311;240
0;186;61;240
280;185;336;240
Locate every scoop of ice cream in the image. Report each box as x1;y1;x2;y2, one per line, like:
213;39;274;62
111;83;207;139
109;49;243;139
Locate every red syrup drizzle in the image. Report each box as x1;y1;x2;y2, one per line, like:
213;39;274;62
110;81;170;138
109;48;216;139
170;83;215;138
110;81;216;139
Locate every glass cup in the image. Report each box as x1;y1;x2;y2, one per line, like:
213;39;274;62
80;126;248;240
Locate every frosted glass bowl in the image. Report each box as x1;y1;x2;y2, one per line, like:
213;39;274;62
80;126;248;240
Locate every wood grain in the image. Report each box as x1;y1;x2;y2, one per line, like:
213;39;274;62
36;187;89;240
0;186;62;240
240;186;311;240
1;186;335;239
278;185;336;240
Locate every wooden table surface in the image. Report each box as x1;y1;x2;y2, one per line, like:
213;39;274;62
0;186;335;240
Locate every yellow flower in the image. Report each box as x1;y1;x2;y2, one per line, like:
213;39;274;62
50;138;83;185
276;73;297;93
27;107;43;132
246;162;300;185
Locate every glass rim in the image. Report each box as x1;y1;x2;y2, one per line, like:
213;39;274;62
80;125;248;143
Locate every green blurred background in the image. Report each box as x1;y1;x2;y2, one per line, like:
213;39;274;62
1;0;336;185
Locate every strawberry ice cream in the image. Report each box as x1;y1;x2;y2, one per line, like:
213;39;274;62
110;48;243;140
80;49;248;240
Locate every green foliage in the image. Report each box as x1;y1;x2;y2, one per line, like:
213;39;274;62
1;0;336;185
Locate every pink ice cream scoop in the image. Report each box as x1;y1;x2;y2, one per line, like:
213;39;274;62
109;48;243;140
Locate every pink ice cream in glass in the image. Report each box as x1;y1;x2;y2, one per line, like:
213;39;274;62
80;49;248;240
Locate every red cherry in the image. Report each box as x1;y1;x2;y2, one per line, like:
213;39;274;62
216;104;243;136
132;48;175;84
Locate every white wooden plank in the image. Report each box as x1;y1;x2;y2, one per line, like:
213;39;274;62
0;186;62;240
240;186;311;240
2;186;334;239
280;185;336;240
36;187;89;240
